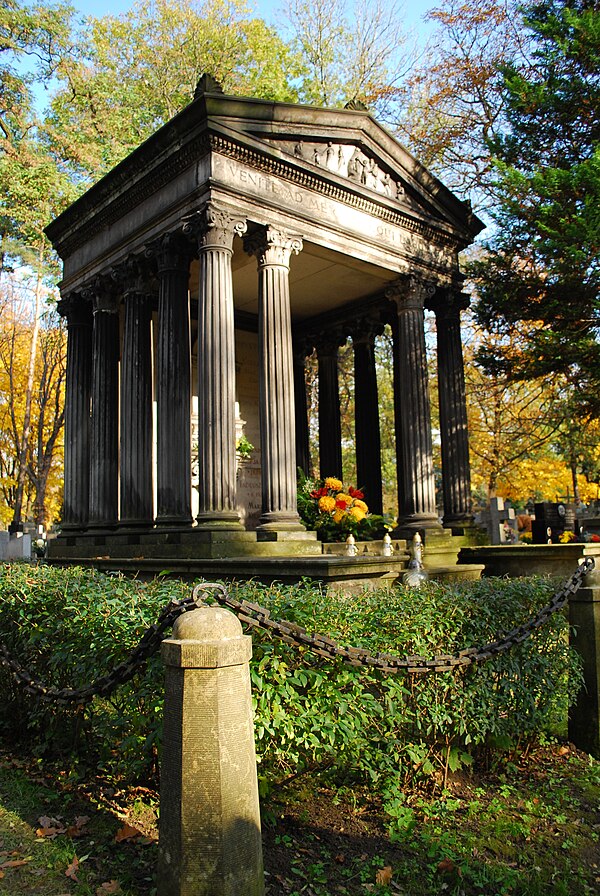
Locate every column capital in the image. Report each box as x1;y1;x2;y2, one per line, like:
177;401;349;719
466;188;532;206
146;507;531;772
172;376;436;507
184;202;247;251
428;288;471;319
244;226;302;268
348;316;385;345
115;254;158;297
386;274;437;312
313;329;346;356
57;291;92;326
292;335;314;361
146;231;193;274
82;274;120;315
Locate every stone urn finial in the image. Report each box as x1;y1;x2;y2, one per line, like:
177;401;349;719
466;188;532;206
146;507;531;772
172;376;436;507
402;531;429;588
194;73;224;100
345;534;358;557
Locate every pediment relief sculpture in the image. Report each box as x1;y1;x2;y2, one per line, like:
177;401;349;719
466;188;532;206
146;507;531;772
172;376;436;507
266;139;405;201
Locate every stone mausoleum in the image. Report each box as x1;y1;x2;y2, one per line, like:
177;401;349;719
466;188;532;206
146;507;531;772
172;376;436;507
45;76;484;586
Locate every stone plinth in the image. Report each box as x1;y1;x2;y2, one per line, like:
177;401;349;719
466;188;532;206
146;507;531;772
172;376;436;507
157;607;264;896
459;544;600;578
569;566;600;757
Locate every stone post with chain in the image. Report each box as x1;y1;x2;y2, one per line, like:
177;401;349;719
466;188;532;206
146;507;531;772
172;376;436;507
157;606;264;896
569;564;600;758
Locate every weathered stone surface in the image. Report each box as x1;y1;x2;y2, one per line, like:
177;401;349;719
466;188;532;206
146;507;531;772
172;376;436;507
569;584;600;758
158;607;264;896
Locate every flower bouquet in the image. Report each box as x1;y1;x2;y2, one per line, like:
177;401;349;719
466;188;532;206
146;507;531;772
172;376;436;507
297;472;384;542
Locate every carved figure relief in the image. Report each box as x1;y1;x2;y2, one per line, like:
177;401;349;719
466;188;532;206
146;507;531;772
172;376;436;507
287;140;405;201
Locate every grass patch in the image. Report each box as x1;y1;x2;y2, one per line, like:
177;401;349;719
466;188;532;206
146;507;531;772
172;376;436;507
0;740;598;895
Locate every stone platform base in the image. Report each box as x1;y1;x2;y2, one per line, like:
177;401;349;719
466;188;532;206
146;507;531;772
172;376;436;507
459;543;600;578
46;528;484;591
48;527;321;561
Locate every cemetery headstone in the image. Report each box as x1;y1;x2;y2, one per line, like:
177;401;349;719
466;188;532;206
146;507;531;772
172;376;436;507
532;502;579;543
476;497;518;544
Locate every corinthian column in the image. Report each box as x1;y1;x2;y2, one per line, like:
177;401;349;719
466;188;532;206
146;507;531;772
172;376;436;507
57;292;93;530
351;320;384;515
119;258;155;526
185;202;246;527
151;233;193;527
430;288;472;529
315;334;343;480
245;226;305;532
293;338;311;477
386;276;441;532
87;277;120;529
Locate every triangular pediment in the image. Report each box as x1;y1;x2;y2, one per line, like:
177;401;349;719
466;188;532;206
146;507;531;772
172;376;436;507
199;94;483;240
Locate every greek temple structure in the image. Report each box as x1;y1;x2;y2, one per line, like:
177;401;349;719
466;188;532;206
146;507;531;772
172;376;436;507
45;76;484;584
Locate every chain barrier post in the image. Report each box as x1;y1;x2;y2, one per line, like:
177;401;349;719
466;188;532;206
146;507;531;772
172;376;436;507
157;606;264;896
569;563;600;758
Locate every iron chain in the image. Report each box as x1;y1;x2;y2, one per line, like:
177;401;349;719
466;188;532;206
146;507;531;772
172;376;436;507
0;589;207;706
193;557;596;674
0;558;594;704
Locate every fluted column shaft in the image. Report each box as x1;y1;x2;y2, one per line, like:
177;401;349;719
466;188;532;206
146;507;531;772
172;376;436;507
120;273;154;526
57;295;92;530
316;337;343;480
154;235;192;526
353;330;383;515
245;227;304;531
433;290;472;526
188;203;247;526
88;281;119;528
387;277;440;530
293;341;311;477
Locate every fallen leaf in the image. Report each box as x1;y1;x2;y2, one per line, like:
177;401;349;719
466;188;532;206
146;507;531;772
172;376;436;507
97;882;121;894
38;815;64;831
67;816;90;837
437;858;457;874
115;823;142;842
36;825;65;839
0;859;30;870
65;856;79;882
376;865;393;886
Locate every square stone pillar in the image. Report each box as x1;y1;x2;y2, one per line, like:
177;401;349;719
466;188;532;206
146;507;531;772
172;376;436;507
157;607;264;896
569;576;600;758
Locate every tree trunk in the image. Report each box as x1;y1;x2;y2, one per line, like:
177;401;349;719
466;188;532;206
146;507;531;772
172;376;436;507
571;460;581;505
11;244;42;529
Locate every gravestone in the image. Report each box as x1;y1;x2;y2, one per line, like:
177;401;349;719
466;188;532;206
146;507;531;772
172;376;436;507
532;502;578;544
4;532;32;560
476;497;518;544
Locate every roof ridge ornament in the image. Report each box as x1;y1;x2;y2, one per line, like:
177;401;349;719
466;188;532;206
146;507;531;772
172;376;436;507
344;99;369;112
194;73;224;99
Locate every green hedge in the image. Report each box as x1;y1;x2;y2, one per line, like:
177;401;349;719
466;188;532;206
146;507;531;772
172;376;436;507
0;564;582;809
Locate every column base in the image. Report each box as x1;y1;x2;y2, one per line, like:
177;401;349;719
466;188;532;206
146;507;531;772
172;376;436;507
257;512;306;535
196;511;243;530
119;518;155;530
442;514;475;536
86;521;118;533
393;514;443;539
58;523;88;534
155;515;194;528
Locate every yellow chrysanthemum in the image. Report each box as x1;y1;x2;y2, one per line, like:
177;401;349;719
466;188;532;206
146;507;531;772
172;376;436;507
324;477;343;491
333;509;346;524
349;506;366;522
353;499;368;512
318;495;336;513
